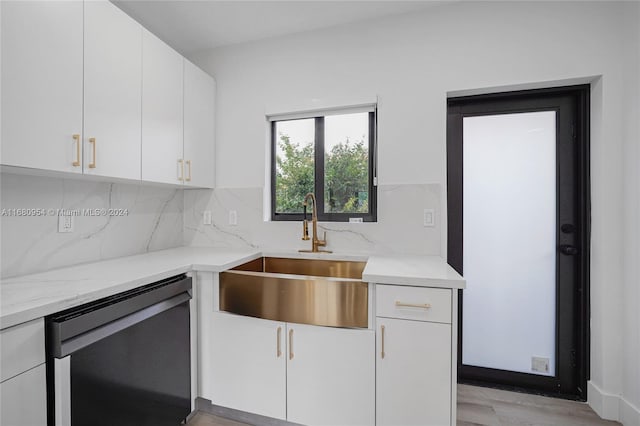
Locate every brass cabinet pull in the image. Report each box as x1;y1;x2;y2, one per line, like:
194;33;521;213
277;326;282;358
381;325;385;359
72;134;81;166
289;329;294;360
185;160;192;182
395;301;431;309
88;138;96;168
178;159;184;181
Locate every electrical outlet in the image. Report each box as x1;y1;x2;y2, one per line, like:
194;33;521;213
423;209;435;227
203;210;212;225
531;356;550;373
229;210;238;226
58;214;74;233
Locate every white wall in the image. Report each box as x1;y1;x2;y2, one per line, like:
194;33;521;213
620;3;640;424
190;1;640;422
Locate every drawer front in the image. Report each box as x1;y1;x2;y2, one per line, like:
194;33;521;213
376;285;451;323
0;319;45;382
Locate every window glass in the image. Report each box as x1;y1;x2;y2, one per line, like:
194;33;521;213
324;112;369;213
274;118;314;214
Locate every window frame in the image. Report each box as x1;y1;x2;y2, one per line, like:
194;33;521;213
270;110;377;222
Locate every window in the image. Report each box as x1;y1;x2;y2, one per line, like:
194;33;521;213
270;107;377;222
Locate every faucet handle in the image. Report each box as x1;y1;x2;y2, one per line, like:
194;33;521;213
317;231;327;246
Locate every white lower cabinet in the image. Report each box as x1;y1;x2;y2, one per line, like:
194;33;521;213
376;317;452;426
0;364;47;426
287;323;375;426
210;312;375;425
210;312;286;420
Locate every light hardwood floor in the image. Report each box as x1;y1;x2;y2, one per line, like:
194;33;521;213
188;384;621;426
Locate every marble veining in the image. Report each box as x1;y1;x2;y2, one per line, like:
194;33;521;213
184;184;442;255
1;173;183;278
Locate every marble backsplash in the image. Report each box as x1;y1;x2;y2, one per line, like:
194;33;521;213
184;184;442;255
1;173;183;278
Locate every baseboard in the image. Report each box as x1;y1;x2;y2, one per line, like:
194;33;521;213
588;381;640;425
620;396;640;426
194;397;301;426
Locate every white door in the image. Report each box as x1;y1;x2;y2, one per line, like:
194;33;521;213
287;323;375;426
141;29;184;185
210;312;286;420
1;1;83;172
183;60;215;188
83;0;142;180
0;364;47;426
376;317;452;426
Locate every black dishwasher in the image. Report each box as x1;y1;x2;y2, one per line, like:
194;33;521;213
46;274;192;426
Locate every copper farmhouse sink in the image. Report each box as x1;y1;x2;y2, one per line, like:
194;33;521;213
219;257;368;328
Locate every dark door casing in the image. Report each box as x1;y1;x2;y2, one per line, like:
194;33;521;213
447;85;590;400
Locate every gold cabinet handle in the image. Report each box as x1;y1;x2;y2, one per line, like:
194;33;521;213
185;160;192;182
88;137;96;168
277;326;282;358
178;159;184;181
72;134;81;166
381;325;385;359
395;301;431;309
289;329;294;360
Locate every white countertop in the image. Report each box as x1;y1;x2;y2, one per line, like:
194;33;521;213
1;248;464;330
0;247;261;329
363;255;466;288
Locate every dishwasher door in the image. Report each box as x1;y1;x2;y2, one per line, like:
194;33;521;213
47;275;192;426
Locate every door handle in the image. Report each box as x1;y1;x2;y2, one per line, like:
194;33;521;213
289;329;294;360
72;134;81;167
277;326;282;358
560;245;578;255
88;137;96;168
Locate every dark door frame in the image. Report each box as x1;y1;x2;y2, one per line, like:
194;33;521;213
447;85;590;400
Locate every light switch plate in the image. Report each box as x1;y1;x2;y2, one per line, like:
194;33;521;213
203;210;212;225
229;210;238;226
58;214;74;233
423;209;435;227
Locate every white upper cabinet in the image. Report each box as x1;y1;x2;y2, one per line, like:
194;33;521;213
184;60;216;188
83;0;142;180
141;30;184;185
1;1;215;187
1;1;83;173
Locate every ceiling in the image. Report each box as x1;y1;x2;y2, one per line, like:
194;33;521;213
113;1;445;54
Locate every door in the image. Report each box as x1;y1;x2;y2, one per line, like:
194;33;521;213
1;1;83;173
286;323;375;426
376;317;451;426
209;312;286;420
84;0;142;180
141;29;184;185
184;60;215;188
447;86;589;399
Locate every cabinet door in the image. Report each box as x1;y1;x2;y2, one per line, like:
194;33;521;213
287;323;375;426
210;312;286;420
183;60;215;188
0;364;47;426
141;29;184;185
83;0;142;180
376;317;452;426
1;1;83;172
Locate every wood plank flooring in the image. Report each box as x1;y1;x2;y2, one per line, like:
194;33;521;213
188;384;621;426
